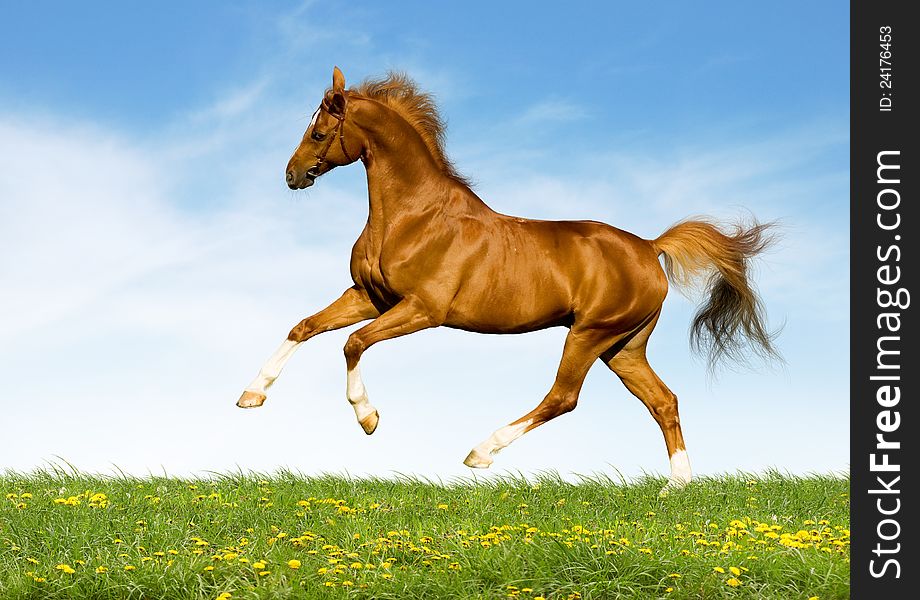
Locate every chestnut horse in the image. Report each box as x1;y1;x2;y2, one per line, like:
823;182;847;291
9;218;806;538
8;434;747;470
237;67;777;490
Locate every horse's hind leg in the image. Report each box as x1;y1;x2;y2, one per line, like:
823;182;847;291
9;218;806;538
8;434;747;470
602;319;691;491
463;327;613;468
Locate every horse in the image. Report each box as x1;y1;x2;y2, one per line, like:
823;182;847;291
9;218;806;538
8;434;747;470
237;67;778;490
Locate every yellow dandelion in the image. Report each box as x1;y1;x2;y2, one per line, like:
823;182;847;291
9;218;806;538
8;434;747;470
216;593;232;600
288;559;301;569
204;565;215;571
665;588;674;593
713;567;725;573
669;573;681;578
726;578;742;587
124;565;136;571
252;561;266;570
95;566;107;573
437;503;449;509
55;564;76;574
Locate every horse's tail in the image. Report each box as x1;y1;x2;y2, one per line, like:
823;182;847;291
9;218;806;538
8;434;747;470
651;218;780;370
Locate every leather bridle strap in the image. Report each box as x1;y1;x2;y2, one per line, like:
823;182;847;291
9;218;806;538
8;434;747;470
310;98;356;173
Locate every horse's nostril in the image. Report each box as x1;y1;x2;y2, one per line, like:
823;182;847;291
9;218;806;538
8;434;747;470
286;171;295;184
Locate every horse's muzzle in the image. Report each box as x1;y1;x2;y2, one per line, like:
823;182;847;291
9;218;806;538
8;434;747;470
286;169;316;189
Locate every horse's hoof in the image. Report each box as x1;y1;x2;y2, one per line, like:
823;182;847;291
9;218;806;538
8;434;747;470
463;448;493;469
359;410;379;435
237;391;267;408
659;478;690;497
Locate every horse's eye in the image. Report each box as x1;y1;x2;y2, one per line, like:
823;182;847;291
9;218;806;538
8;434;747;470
311;131;327;141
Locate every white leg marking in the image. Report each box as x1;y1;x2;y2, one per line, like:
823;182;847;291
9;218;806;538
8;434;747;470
246;339;301;395
666;449;692;488
464;419;533;468
347;363;379;434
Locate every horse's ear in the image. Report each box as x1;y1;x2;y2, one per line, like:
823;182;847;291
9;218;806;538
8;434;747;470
328;66;347;116
332;66;346;93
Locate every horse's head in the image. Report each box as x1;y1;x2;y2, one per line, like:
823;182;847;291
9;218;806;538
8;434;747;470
286;66;362;189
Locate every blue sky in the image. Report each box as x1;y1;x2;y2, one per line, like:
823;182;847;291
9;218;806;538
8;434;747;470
1;2;848;480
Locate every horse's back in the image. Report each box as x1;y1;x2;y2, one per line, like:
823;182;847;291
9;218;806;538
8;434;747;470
442;215;667;333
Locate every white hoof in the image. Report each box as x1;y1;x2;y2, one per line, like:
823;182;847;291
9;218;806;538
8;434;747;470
463;448;493;469
659;477;690;497
237;390;267;408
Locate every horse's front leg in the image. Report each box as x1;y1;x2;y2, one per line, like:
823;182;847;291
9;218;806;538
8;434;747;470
342;296;441;434
237;286;380;408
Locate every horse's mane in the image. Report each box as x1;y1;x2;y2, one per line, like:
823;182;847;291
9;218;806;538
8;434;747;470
350;72;470;186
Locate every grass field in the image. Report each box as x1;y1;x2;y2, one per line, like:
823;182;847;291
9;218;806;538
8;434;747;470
1;471;848;599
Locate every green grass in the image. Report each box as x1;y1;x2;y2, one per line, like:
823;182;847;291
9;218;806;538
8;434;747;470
1;470;849;599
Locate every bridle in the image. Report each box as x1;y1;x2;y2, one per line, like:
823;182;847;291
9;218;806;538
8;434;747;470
306;96;357;177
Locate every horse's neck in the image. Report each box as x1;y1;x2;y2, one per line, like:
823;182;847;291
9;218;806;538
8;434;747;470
356;101;489;240
360;128;464;229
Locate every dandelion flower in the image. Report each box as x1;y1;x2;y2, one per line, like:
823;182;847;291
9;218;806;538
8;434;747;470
95;566;107;573
726;578;742;587
55;564;76;574
713;567;725;573
288;559;301;569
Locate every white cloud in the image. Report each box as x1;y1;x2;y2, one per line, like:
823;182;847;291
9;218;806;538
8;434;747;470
513;99;589;126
